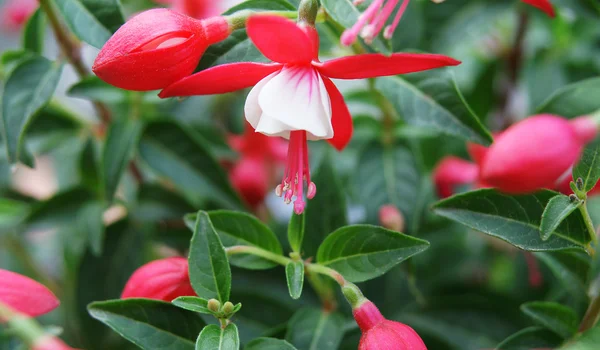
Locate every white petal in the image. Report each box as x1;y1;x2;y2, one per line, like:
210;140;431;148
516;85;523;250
256;111;291;139
244;71;279;129
258;66;333;139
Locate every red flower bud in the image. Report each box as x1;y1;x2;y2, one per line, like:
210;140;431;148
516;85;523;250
480;115;583;194
354;301;427;350
121;257;195;301
466;142;489;166
229;157;269;208
32;336;77;350
569;116;598;144
92;9;230;91
521;0;555;18
378;205;405;232
432;157;479;198
1;0;37;31
0;269;59;318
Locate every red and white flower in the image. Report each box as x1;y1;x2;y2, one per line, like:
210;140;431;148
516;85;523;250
160;15;460;214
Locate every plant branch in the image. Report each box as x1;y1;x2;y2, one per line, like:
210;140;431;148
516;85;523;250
225;245;293;266
579;294;600;332
579;201;598;247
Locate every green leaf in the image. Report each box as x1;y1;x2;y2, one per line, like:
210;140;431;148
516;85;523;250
285;261;304;300
288;212;305;254
496;327;563;350
68;76;127;104
22;9;46;54
320;0;390;53
198;0;295;69
574;139;600;193
245;338;298;350
285;308;345;350
188;211;231;302
133;184;195;222
172;296;212;315
77;200;105;256
88;299;205;350
26;187;94;228
352;142;420;230
207;210;283;270
433;189;591;251
520;301;578;339
0;198;30;231
540;195;582;241
538;77;600;118
376;71;492;145
138;121;242;209
1;56;63;164
316;225;430;283
304;152;347;258
102;118;143;202
53;0;123;49
561;322;600;349
196;324;239;350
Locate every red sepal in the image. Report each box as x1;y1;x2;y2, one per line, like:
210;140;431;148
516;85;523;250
522;0;556;17
322;77;353;151
0;269;59;318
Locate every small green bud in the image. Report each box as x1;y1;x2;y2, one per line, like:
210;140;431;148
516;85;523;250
222;301;234;314
577;177;584;190
207;299;220;313
569;194;579;202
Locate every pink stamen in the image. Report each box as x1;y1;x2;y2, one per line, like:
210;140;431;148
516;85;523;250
341;0;385;46
278;131;316;214
384;0;410;39
365;0;400;43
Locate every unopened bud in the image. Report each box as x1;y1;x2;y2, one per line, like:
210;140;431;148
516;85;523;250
207;299;220;313
378;205;405;232
222;301;234;314
569;194;579;202
577;178;584;191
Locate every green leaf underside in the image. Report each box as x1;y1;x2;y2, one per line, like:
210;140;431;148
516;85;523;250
1;56;63;164
316;225;430;283
285;308;345;350
52;0;113;49
195;324;239;350
496;327;563;350
433;189;590;251
538;77;600;118
208;210;283;270
561;322;600;349
376;73;492;145
540;195;581;241
88;299;205;350
520;301;578;339
285;261;304;299
573;139;600;192
67;76;126;104
22;8;45;54
188;211;231;302
245;338;298;350
172;296;212;314
534;252;590;307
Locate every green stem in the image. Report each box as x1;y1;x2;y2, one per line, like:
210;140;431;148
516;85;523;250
579;294;600;332
0;302;47;346
225;9;326;31
298;0;319;25
225;245;293;266
579;202;598;247
305;271;337;311
305;263;346;286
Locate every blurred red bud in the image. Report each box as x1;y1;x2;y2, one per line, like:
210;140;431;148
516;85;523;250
354;301;427;350
0;269;59;319
481;115;583;194
93;9;230;91
521;0;555;18
229;157;269;208
378;205;405;232
1;0;37;31
163;0;223;19
569;116;598;144
432;157;479;198
466;142;489;166
121;257;195;302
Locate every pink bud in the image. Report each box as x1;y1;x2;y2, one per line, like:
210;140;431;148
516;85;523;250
354;301;427;350
229;157;269;208
121;257;195;302
378;205;405;232
480;115;583;194
32;336;77;350
169;0;223;19
569;116;598;144
1;0;37;31
93;9;230;91
0;269;59;318
432;157;479;198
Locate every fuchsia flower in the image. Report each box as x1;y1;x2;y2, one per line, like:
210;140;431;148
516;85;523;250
228;123;287;208
521;0;555;17
432;157;479;198
154;0;222;19
480;115;593;194
341;0;411;46
93;9;231;91
0;269;59;319
160;15;460;214
354;301;427;350
1;0;37;31
121;257;196;302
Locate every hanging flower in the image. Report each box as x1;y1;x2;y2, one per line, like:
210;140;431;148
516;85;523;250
121;257;196;302
154;0;223;19
521;0;555;17
341;0;411;45
160;15;460;213
0;269;59;318
92;9;231;91
1;0;37;32
228;122;287;208
432;157;479;198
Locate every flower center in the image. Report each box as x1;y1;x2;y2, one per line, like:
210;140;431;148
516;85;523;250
275;130;316;214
